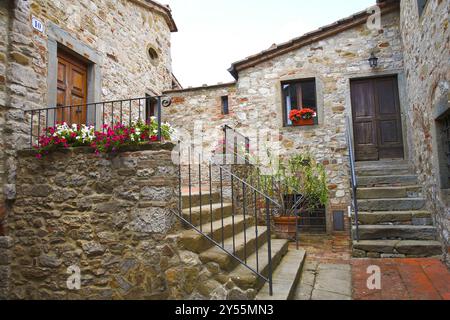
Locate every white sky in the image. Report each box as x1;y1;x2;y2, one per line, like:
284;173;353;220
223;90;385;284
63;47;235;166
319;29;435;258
165;0;376;87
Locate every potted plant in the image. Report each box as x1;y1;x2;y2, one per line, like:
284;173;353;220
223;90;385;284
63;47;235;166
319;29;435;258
289;108;317;126
273;154;329;239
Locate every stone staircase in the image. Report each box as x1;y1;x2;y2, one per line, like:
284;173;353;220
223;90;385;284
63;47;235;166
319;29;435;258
179;190;306;300
352;160;441;258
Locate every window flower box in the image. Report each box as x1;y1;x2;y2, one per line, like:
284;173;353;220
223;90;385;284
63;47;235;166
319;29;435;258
289;108;316;127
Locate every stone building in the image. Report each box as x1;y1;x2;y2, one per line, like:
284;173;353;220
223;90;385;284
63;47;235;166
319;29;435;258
164;0;449;264
0;0;449;300
0;0;179;233
0;0;181;299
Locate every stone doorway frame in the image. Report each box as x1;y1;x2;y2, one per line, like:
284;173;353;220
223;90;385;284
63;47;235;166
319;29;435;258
344;69;411;163
46;22;102;127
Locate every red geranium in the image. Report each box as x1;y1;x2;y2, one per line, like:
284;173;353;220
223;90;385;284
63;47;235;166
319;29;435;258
289;108;316;121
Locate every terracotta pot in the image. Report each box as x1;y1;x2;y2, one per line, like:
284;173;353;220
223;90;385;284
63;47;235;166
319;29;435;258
273;216;298;240
293;118;314;126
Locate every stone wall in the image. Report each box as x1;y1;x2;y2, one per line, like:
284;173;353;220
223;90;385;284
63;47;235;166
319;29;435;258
0;0;10;236
4;145;254;300
1;0;175;239
0;236;12;299
165;11;405;229
8;145;181;299
400;0;450;265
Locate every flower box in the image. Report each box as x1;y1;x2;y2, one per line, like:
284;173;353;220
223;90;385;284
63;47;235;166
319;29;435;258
289;108;317;127
292;118;314;126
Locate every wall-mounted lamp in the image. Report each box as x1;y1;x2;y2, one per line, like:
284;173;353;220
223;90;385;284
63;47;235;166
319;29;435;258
368;53;379;68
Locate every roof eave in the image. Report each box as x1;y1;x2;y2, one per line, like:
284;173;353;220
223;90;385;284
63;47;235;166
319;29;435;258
228;0;400;78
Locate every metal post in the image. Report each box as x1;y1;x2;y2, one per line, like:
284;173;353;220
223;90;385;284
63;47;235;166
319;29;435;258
265;198;273;296
223;126;227;165
157;96;162;141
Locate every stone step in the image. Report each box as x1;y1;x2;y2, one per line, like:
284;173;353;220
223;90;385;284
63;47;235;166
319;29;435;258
353;240;442;257
356;163;413;176
256;249;306;300
199;226;269;271
181;191;221;209
357;186;421;199
357;175;418;187
357;211;432;225
229;239;290;292
355;160;411;168
353;225;437;241
181;202;233;227
180;215;254;253
357;198;426;211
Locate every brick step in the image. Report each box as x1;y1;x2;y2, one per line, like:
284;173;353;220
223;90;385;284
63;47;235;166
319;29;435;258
357;198;426;211
180;215;254;253
353;225;437;241
181;191;221;209
357;211;432;225
256;248;306;300
229;239;290;292
199;226;269;271
357;186;421;199
353;240;442;258
181;202;232;227
357;175;418;187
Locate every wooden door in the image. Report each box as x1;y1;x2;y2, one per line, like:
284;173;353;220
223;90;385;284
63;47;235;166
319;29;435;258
56;51;88;125
351;76;404;161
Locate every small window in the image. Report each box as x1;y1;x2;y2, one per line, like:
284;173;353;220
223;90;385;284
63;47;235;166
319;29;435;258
221;96;229;115
147;46;159;63
417;0;429;17
282;78;318;126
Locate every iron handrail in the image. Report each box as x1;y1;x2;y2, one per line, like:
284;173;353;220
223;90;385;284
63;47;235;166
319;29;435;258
221;126;306;216
346;116;360;241
177;141;275;296
23;96;171;148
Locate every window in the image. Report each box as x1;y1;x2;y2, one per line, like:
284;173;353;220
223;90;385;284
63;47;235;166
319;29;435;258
282;78;317;126
147;46;159;64
221;96;229;115
417;0;429;17
438;112;450;189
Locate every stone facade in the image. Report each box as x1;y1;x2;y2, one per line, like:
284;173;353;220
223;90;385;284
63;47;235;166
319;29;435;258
400;0;450;265
8;145;179;299
0;236;12;299
5;145;256;299
0;1;9;236
0;0;176;240
165;10;405;232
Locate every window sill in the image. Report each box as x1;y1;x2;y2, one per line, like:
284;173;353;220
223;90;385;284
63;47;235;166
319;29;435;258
283;124;321;131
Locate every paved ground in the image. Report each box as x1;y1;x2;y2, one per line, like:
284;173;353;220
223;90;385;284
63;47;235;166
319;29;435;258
292;233;450;300
293;233;353;300
352;258;450;300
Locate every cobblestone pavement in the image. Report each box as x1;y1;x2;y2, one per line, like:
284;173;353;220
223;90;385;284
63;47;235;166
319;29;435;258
292;234;450;300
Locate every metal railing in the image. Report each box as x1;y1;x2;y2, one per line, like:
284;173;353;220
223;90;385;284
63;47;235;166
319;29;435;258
346;116;360;241
24;96;172;148
222;126;307;243
175;142;278;296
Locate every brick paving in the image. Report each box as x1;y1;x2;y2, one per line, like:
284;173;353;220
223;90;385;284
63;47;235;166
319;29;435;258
292;233;450;300
352;258;450;300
